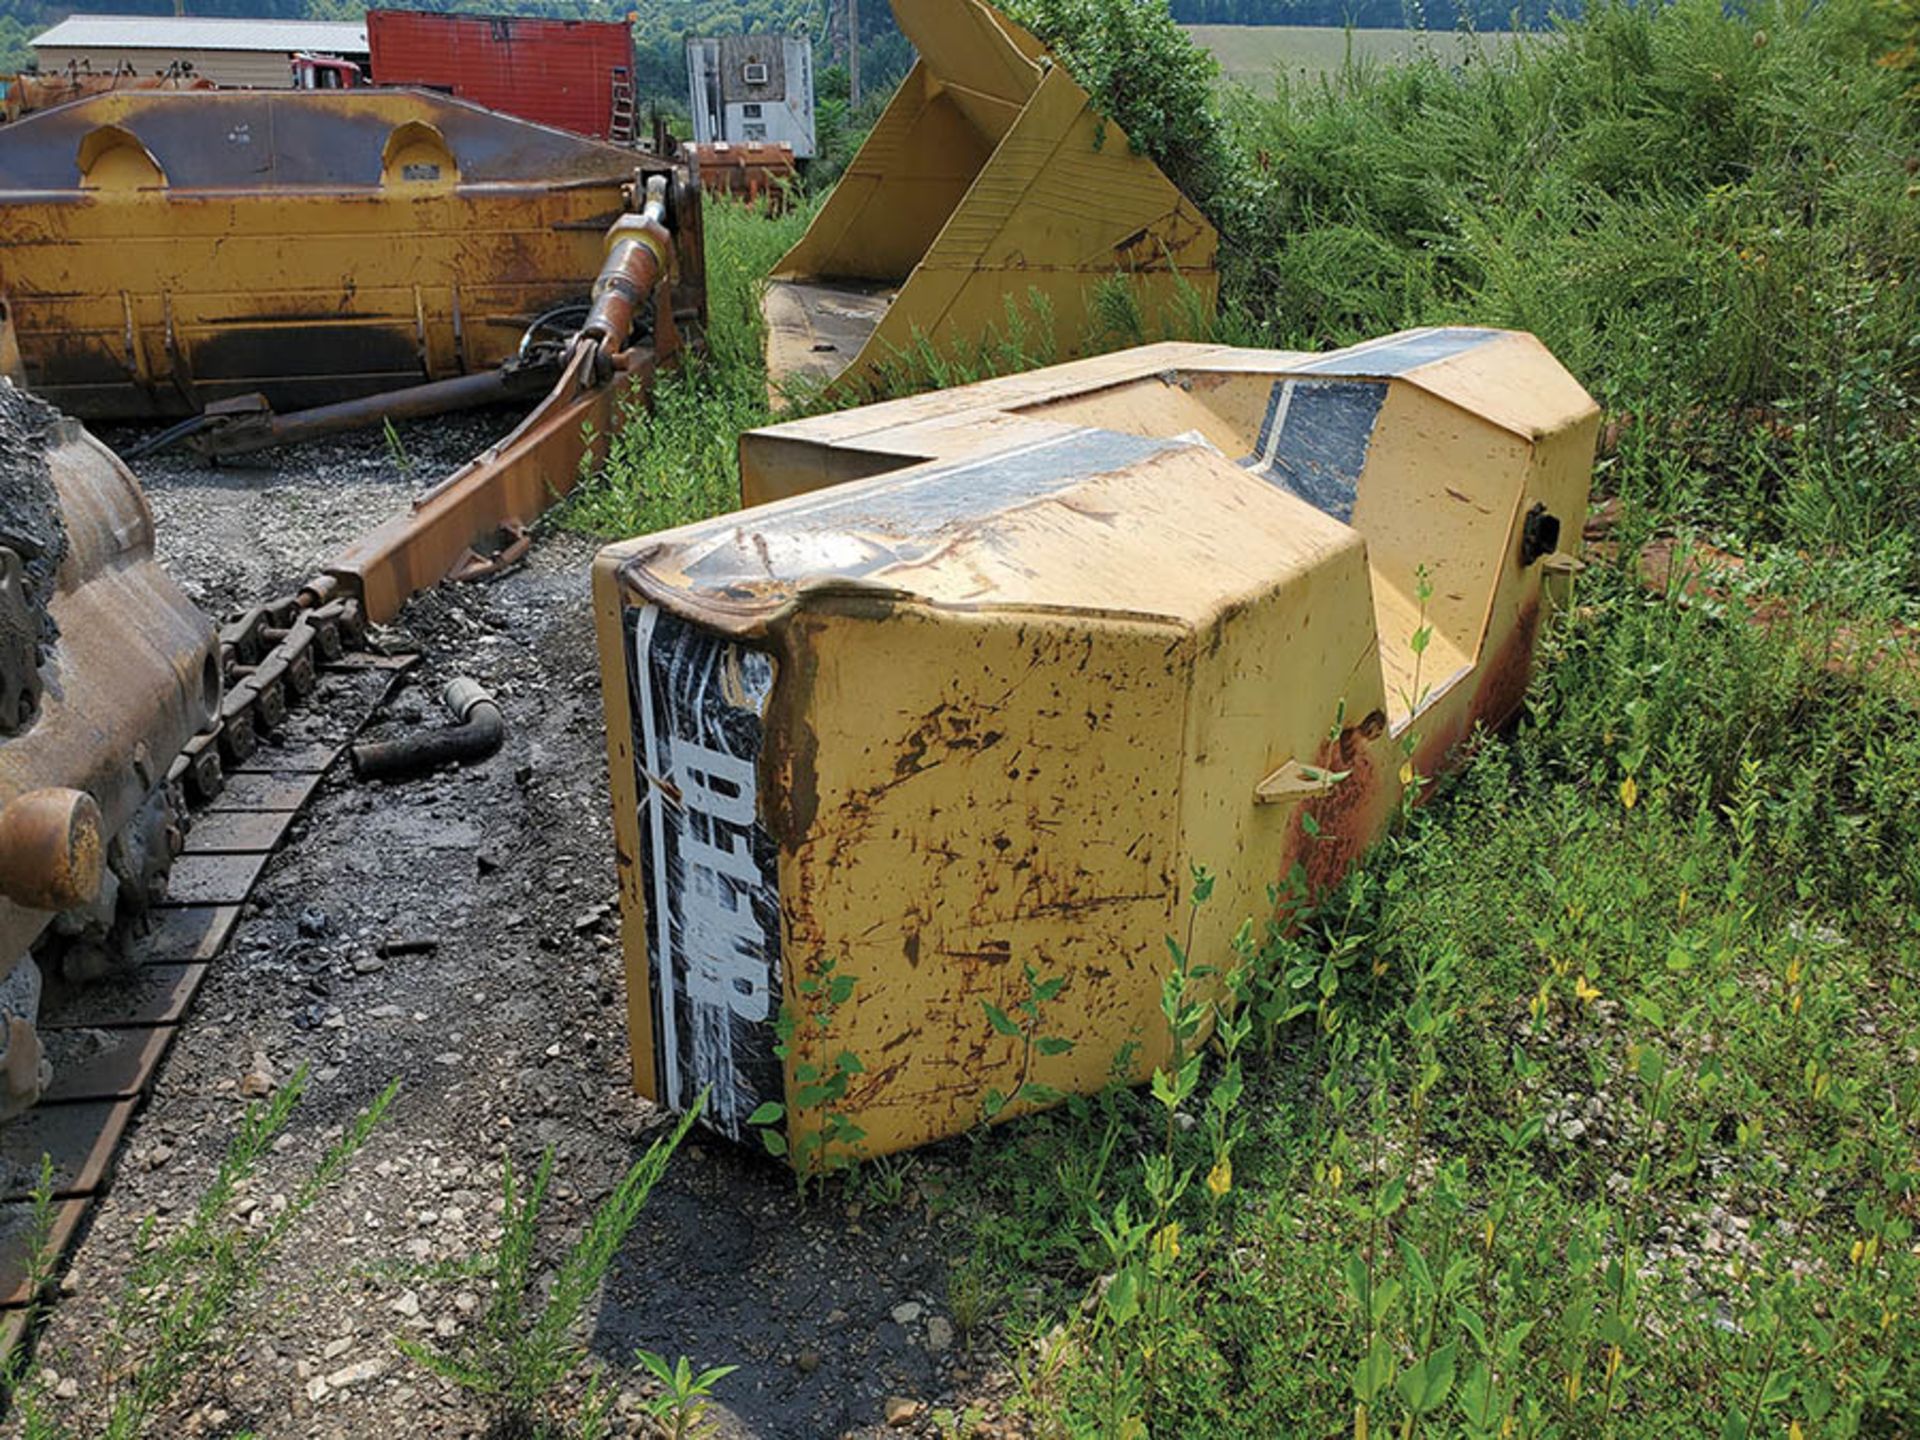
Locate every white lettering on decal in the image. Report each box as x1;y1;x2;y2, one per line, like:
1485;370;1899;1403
673;738;772;1023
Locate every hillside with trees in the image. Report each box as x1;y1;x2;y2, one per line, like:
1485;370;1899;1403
1169;0;1570;28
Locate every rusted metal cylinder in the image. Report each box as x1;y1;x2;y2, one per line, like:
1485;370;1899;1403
0;787;105;912
582;180;672;367
193;362;562;460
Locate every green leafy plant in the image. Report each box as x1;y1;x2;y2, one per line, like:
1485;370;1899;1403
982;962;1076;1121
633;1348;738;1440
746;957;866;1186
382;416;416;489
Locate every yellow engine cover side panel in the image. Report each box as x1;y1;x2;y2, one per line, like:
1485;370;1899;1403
773;603;1191;1159
601;333;1599;1168
1179;528;1390;970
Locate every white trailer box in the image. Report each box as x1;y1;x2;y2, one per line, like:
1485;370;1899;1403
686;33;815;161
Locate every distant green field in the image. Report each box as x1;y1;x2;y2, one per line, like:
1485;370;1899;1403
1182;23;1547;87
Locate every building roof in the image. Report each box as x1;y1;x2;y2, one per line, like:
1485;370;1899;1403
30;15;369;55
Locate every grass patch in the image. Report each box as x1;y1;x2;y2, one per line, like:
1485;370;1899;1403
1183;23;1545;88
397;1105;700;1439
7;1070;396;1438
573;0;1920;1430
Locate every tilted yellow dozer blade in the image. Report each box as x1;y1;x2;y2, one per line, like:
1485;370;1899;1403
765;0;1219;396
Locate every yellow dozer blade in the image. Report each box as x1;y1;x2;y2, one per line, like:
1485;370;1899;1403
765;0;1218;397
0;89;692;421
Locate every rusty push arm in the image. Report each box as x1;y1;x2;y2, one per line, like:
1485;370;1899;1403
317;170;694;627
132;357;565;462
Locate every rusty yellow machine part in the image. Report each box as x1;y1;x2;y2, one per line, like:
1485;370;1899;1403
325;173;701;626
0;88;692;421
593;327;1598;1164
0;382;219;1121
764;0;1218;398
1;68;216;124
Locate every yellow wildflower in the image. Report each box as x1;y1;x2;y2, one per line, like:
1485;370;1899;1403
1620;774;1639;810
1207;1155;1232;1200
1574;975;1601;1005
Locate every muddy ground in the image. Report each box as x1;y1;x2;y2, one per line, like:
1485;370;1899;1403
22;416;1009;1439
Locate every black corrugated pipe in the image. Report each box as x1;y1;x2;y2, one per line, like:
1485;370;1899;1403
350;677;504;782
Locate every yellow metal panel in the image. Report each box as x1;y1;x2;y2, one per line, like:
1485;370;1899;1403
767;0;1219;396
598;328;1599;1166
0;90;640;418
887;0;1040;135
772;63;998;285
773;603;1191;1156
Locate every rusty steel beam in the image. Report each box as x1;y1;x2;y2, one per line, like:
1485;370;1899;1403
321;181;685;626
322;342;655;626
161;359;564;462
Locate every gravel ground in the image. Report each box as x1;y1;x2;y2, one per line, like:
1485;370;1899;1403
104;410;524;616
21;421;1015;1439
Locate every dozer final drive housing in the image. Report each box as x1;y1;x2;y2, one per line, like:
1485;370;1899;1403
595;327;1599;1166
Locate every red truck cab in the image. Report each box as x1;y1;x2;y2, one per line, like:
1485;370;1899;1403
291;53;363;89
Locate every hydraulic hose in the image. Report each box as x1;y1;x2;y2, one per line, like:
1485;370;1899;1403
349;676;504;782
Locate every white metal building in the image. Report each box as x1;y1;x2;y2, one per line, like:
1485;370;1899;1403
687;34;815;160
28;15;370;89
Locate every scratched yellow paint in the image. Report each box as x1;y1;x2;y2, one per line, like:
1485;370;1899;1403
595;328;1598;1164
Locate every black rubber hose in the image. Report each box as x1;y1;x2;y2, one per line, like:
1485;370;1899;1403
122;412;218;460
350;677;504;782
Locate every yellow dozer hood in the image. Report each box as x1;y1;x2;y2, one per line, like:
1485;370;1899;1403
765;0;1219;397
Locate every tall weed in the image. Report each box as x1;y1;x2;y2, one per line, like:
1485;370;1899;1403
8;1070;395;1438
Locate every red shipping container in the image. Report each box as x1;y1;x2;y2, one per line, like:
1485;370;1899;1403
367;9;635;141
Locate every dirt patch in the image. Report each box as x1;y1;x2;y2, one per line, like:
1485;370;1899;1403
26;434;994;1438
